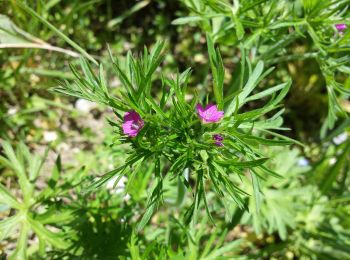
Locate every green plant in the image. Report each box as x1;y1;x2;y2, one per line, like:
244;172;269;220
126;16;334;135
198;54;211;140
56;36;296;231
0;142;73;258
1;1;349;259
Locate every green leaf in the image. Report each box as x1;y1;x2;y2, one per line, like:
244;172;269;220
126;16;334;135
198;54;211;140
216;157;268;168
320;141;350;194
176;173;187;207
202;239;243;260
34;208;74;225
207;34;224;109
230;12;244;40
245;81;291;103
227;61;266;115
250;172;262;213
136;180;163;231
28;146;49;181
258;129;304;147
10;221;29;260
1;141;25;177
137;202;157;232
0;214;21;241
145;97;167;119
1;141;32;205
0;14;79;58
15;3;97;64
107;0;150;29
0;183;21;209
302;0;318;12
111;59;136;97
28;217;69;249
240;135;293;146
172;16;204;25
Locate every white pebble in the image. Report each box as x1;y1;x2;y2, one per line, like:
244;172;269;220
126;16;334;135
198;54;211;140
75;99;95;113
329;158;337;165
43;131;58;142
297;158;309;167
333;133;348;145
7;107;18;115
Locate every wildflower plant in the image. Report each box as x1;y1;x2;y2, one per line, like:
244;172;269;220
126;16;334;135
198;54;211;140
57;36;294;229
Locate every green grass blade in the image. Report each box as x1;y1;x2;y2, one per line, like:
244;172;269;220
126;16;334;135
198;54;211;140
16;2;97;65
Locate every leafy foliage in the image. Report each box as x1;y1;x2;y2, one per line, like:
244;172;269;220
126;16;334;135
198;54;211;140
1;0;350;259
175;0;350;129
0;142;71;258
57;38;294;229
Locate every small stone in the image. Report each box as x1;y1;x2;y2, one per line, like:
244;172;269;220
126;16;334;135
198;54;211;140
75;99;96;113
43;131;58;142
297;158;309;167
333;133;348;145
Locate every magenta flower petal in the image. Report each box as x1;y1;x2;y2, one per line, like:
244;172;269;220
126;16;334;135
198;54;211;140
205;104;217;112
196;104;205;114
124;110;142;122
214;141;224;147
196;104;206;120
196;103;224;123
122;110;144;137
335;24;347;32
213;134;224;141
213;134;224;146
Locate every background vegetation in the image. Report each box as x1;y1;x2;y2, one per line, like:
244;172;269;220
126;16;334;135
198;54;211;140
0;0;349;259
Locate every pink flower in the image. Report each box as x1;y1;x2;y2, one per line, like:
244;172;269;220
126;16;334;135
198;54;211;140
213;134;224;146
122;110;144;137
335;24;347;32
196;104;224;123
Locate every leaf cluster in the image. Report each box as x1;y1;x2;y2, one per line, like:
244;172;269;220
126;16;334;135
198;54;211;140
58;38;294;229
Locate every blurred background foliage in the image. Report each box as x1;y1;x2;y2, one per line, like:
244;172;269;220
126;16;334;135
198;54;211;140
0;0;349;259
